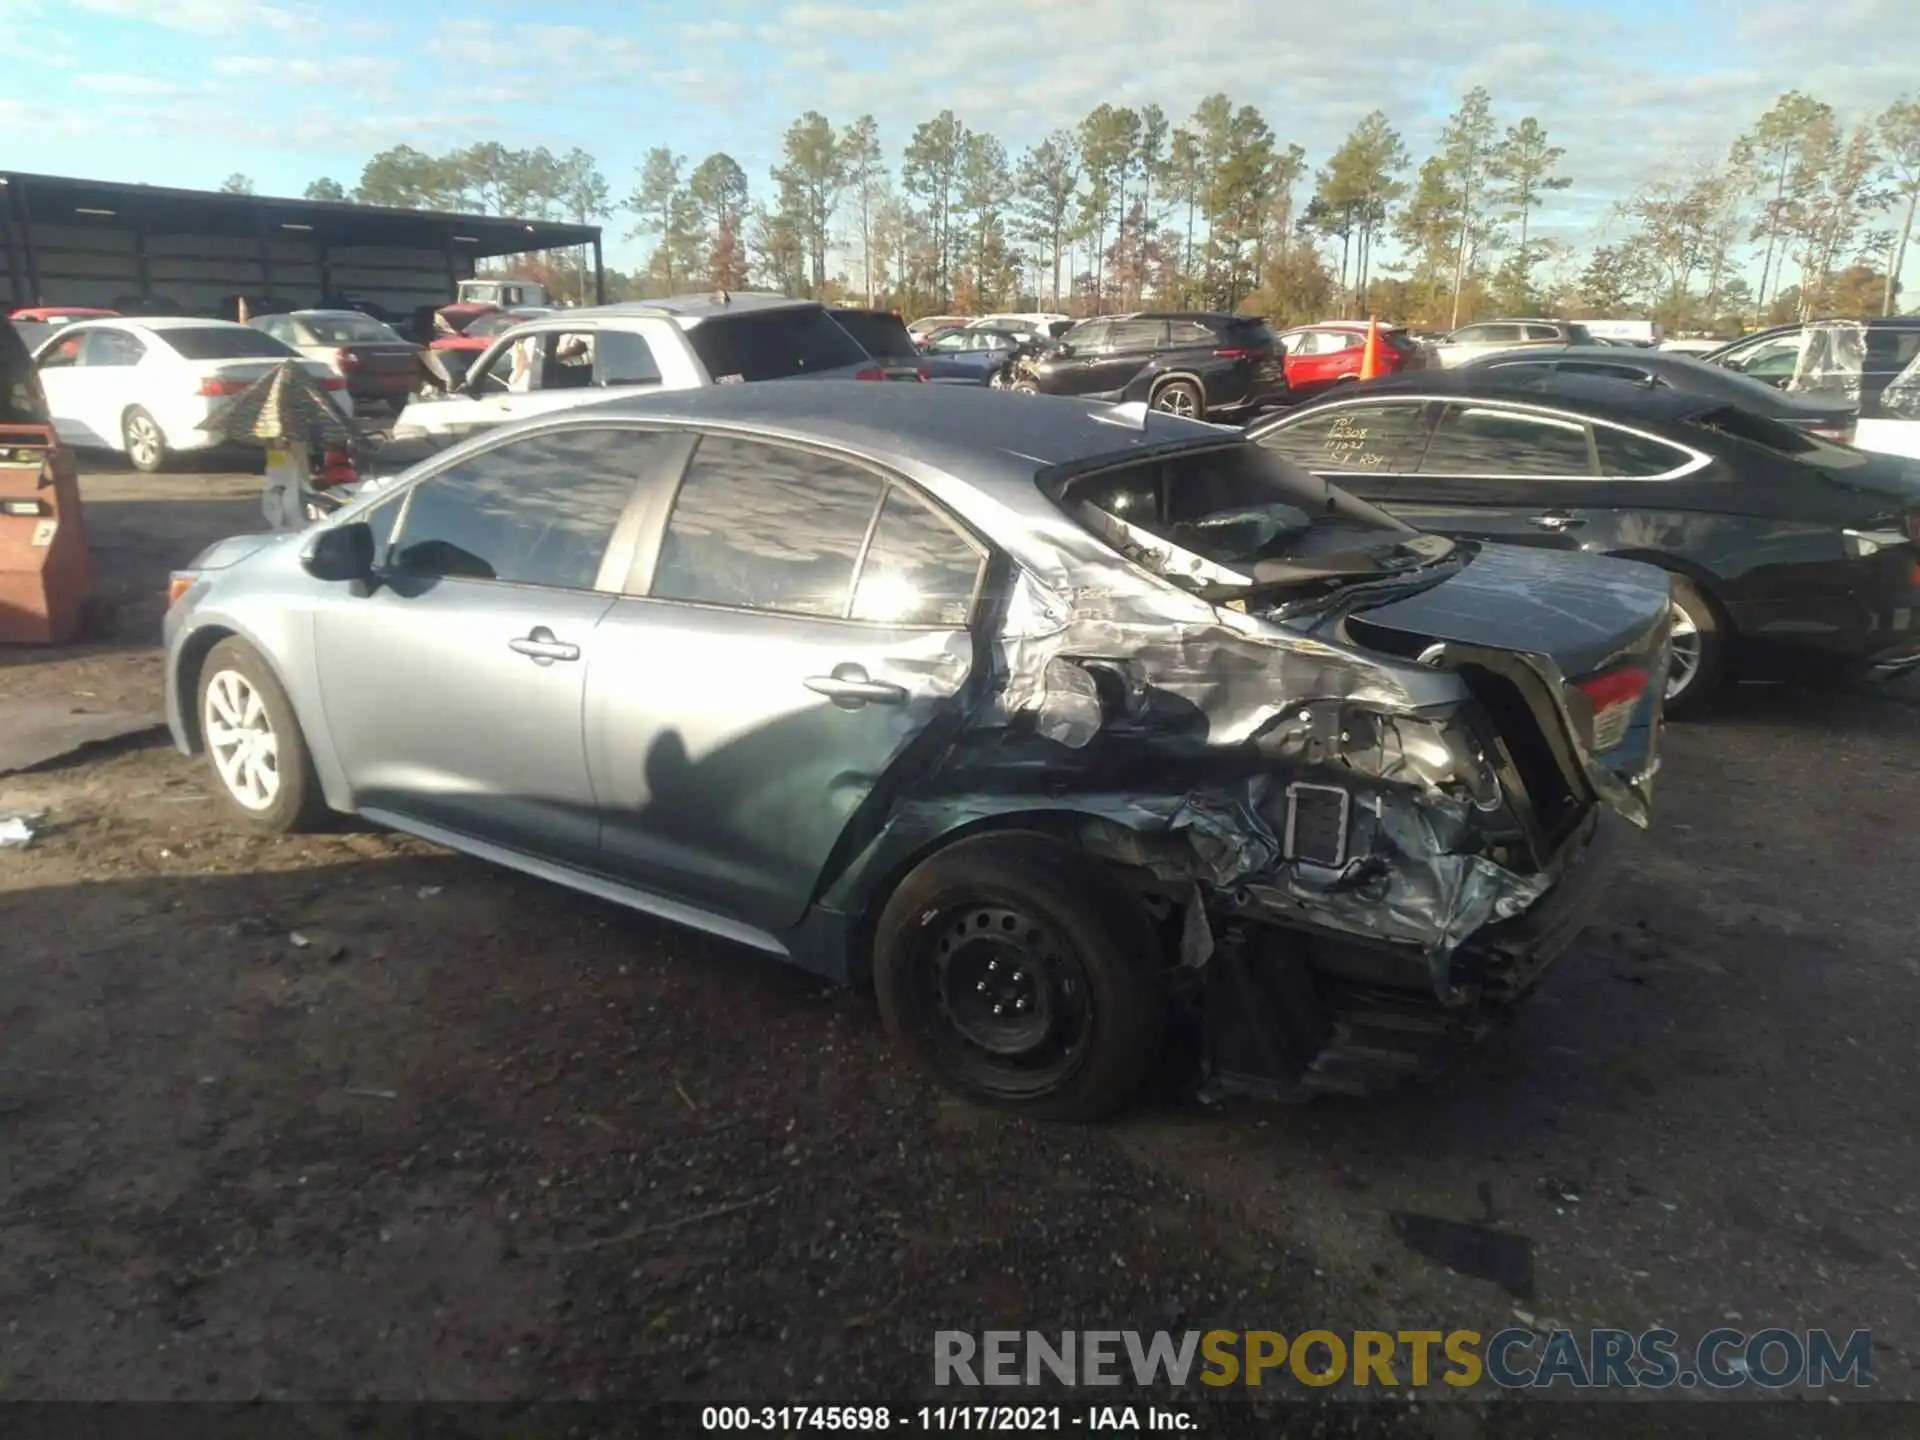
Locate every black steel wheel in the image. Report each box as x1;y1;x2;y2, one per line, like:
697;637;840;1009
873;832;1165;1121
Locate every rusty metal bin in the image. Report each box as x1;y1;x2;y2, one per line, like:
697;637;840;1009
0;424;91;645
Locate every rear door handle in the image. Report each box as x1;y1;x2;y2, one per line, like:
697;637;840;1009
805;664;908;708
508;626;580;664
1529;512;1585;531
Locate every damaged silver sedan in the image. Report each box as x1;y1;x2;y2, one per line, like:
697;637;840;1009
162;382;1670;1120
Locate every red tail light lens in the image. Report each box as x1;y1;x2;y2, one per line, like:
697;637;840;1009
1575;665;1650;751
916;365;930;382
321;377;347;391
335;348;361;370
1213;347;1258;360
198;378;249;397
853;367;886;381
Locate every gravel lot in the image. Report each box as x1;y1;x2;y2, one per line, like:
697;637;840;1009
1;461;1916;1432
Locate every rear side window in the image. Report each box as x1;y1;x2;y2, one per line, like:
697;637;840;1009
849;488;985;627
1559;360;1653;384
159;326;298;361
1167;319;1216;346
1523;325;1563;342
1;323;46;424
389;428;655;589
1257;402;1431;473
594;330;663;387
685;308;869;383
1593;425;1692;478
1420;404;1594;477
651;436;884;616
1219;319;1277;350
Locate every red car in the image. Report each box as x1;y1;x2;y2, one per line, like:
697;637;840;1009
10;306;119;327
1277;321;1426;399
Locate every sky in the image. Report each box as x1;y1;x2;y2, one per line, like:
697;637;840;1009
2;0;1916;279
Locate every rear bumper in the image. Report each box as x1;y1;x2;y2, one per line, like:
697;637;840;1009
1459;806;1620;1002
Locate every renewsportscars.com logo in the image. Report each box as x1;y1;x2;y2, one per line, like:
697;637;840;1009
934;1328;1875;1391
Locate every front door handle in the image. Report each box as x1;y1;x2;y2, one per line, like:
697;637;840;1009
805;663;908;709
508;626;580;665
1528;512;1585;531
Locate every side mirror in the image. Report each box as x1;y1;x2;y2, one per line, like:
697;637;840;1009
301;520;374;582
1052;342;1074;357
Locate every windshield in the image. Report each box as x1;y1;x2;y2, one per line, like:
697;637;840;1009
686;307;868;381
1048;443;1442;596
301;314;401;345
161;326;298;361
830;310;918;360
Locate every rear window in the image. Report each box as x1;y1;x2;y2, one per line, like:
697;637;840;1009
686;307;869;382
300;315;401;345
160;326;298;361
1046;443;1411;588
830;310;918;360
1689;405;1873;471
1383;329;1420;354
1220;318;1277;350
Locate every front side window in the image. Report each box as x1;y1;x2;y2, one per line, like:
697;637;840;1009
1419;404;1594;477
388;428;655;589
650;436;885;617
1066;320;1111;351
1256;401;1431;473
1559;360;1651;384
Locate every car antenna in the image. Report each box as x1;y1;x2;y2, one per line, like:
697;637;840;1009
1095;400;1151;431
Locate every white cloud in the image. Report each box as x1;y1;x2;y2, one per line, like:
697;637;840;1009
70;0;313;34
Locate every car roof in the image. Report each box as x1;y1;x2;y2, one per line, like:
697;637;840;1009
563;381;1236;493
1292;367;1720;424
551;292;816;326
120;316;254;331
284;309;385;320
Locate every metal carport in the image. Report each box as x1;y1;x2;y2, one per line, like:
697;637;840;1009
0;171;604;319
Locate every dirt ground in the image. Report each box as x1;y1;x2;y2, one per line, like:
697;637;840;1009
2;462;1917;1430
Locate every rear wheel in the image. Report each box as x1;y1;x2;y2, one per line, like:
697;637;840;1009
1151;378;1204;420
122;407;168;473
1663;576;1725;716
1009;378;1038;394
873;833;1166;1122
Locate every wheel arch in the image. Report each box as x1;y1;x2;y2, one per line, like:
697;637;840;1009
1602;549;1734;630
823;805;1169;990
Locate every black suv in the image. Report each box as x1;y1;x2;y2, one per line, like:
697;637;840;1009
1003;311;1288;421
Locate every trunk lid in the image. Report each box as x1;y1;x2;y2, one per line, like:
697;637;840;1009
1344;542;1671;828
337;343;423;375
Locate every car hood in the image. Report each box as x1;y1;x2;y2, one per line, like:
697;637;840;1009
1342;542;1672;826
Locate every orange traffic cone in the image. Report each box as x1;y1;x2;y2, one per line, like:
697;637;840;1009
1357;316;1383;381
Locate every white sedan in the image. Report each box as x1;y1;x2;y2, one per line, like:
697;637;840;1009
32;317;351;472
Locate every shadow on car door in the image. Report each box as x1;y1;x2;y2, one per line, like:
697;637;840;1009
585;433;987;940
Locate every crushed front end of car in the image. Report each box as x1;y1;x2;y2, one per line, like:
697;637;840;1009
859;437;1669;1101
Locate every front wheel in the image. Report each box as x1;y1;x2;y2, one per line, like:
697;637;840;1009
1151;378;1204;420
196;637;328;831
1663;576;1725;716
873;833;1166;1122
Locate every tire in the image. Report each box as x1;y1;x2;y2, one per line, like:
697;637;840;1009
1151;378;1205;420
122;407;168;473
1663;575;1725;717
1009;378;1038;395
195;637;327;832
873;832;1166;1122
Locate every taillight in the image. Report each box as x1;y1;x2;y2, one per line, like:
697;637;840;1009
853;367;886;381
198;377;249;397
321;377;348;391
1574;665;1650;751
1213;347;1258;360
335;347;361;370
916;365;930;382
317;447;358;487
